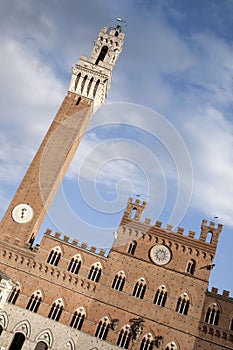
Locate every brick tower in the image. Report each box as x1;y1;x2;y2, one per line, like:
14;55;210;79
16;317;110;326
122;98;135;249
0;24;124;249
0;24;232;350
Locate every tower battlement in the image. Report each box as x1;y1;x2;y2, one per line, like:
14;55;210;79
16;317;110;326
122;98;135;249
119;197;223;252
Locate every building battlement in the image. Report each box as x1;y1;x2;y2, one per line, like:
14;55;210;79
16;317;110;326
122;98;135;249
120;197;223;250
41;228;107;257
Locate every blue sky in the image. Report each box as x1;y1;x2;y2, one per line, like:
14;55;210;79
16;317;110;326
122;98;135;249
1;0;233;295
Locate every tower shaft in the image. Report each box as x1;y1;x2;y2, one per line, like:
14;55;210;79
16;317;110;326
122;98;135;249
0;25;124;248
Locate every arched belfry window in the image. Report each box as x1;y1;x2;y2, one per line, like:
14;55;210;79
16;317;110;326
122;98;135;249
186;259;196;275
140;333;154;350
81;75;88;93
48;298;64;321
34;342;48;350
95;316;110;340
112;271;126;291
206;231;213;243
67;254;82;274
9;332;25;350
0;324;2;335
130;208;137;219
132;278;146;299
128;241;137;255
205;302;220;325
165;341;178;350
88;262;102;282
95;45;108;65
176;292;190;315
117;325;131;349
86;76;94;96
70;306;85;330
26;290;42;313
47;246;61;266
93;79;100;98
154;285;167;307
74;73;81;91
7;284;20;304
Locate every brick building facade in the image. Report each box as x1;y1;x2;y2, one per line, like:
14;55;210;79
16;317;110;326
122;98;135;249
0;24;232;350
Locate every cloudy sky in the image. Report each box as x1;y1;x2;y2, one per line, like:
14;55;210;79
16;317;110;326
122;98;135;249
1;0;233;294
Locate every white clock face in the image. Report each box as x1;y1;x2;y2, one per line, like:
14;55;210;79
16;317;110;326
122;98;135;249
150;245;171;266
12;204;34;224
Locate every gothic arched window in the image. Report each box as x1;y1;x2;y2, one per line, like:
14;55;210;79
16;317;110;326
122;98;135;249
127;241;137;255
70;307;85;330
176;293;190;315
26;290;42;313
93;79;100;98
67;254;82;275
154;285;167;307
81;75;88;93
186;259;196;275
48;298;64;321
88;262;102;282
165;341;178;350
95;45;108;65
34;342;48;350
86;77;94;96
205;303;220;325
47;246;61;266
95;316;110;340
132;278;146;299
117;325;131;349
7;285;20;304
140;333;154;350
0;324;2;335
9;332;25;350
112;271;126;291
74;73;81;91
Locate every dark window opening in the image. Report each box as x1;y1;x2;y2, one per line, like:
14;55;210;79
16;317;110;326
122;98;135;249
95;46;108;65
9;332;25;350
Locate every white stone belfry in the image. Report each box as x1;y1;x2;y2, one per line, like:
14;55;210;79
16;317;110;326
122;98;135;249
69;24;124;107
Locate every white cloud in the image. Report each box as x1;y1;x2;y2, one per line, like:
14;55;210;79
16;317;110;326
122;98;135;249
185;108;233;226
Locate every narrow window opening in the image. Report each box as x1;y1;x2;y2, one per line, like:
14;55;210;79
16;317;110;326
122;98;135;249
133;280;146;299
117;328;131;349
48;300;63;321
112;272;126;291
95;45;108;65
74;73;81;91
187;259;196;275
70;309;85;330
205;304;220;325
176;294;189;315
7;287;20;304
130;208;137;219
93;79;100;98
206;231;213;243
34;342;48;350
88;263;102;282
128;241;137;255
154;287;167;307
9;332;25;350
81;75;88;94
86;77;94;96
76;97;81;105
95;319;110;340
67;256;81;275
